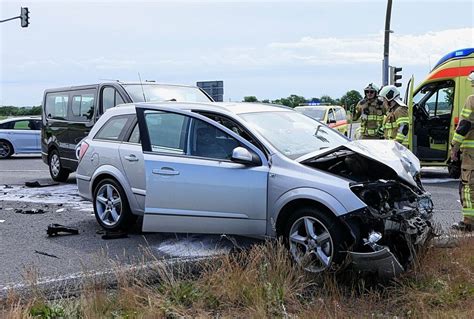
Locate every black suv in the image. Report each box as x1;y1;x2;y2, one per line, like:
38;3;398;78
41;82;213;181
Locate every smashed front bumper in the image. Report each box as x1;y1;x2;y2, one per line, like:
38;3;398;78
348;248;404;278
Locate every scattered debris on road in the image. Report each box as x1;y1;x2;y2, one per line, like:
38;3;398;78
47;224;79;237
0;220;5;223
25;181;59;188
3;184;13;189
55;208;65;213
15;208;46;215
34;250;59;259
101;231;128;240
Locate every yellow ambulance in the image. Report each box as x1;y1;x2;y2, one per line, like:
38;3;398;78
406;48;474;178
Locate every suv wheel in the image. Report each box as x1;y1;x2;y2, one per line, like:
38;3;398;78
284;207;346;273
0;140;13;159
48;149;70;182
93;178;136;231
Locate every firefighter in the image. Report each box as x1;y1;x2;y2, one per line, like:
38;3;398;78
352;83;386;139
451;71;474;232
379;85;409;146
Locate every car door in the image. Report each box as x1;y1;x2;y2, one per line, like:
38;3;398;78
11;120;37;152
137;106;269;236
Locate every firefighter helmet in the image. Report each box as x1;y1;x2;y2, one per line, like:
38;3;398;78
364;83;379;95
379;85;400;102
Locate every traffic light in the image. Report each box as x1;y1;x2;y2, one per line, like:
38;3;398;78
389;66;403;87
20;7;29;28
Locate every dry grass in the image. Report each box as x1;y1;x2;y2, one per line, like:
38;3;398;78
1;237;473;318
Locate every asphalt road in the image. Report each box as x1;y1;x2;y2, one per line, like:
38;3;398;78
0;156;461;292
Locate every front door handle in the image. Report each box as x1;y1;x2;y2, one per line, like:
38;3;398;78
124;155;139;162
152;167;180;176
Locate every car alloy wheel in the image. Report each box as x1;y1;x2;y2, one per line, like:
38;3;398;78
0;140;13;159
288;215;335;273
95;183;123;227
50;153;61;177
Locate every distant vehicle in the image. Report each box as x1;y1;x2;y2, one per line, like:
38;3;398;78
406;48;474;178
76;102;433;276
295;105;348;136
0;116;41;159
41;81;213;181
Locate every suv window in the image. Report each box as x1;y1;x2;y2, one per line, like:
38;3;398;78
94;116;129;141
102;87;125;113
45;93;69;120
71;93;95;122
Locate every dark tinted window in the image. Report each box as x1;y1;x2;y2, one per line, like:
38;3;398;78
71;93;95;121
45;93;68;120
102;87;125;113
94;116;129;141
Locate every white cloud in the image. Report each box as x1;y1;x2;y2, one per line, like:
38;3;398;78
266;28;473;66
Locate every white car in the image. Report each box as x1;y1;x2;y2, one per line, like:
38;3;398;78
0;116;41;159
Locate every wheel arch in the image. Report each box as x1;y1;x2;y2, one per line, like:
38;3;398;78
90;166;139;214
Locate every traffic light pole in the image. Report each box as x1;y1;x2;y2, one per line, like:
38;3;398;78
0;7;29;27
0;16;20;23
382;0;393;86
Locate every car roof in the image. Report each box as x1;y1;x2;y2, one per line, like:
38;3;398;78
112;101;292;116
43;82;201;93
0;116;41;124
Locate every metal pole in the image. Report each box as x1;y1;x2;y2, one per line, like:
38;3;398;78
0;16;20;23
382;0;393;86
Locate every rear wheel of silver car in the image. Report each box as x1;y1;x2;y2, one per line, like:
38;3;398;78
0;140;13;159
48;149;70;182
93;178;136;231
284;207;346;273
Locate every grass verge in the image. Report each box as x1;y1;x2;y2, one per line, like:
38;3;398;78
1;237;473;318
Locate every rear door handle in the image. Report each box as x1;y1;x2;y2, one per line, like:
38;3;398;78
124;155;139;162
152;167;180;176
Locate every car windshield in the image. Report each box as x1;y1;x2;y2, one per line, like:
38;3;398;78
239;110;348;159
298;108;326;121
123;84;212;103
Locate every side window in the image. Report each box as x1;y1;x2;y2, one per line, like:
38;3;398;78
128;123;140;144
45;93;69;120
416;81;454;118
101;87;126;113
327;109;336;123
336;109;346;121
0;121;13;129
144;111;189;154
190;118;240;160
94;116;129;141
33;120;42;130
13;120;30;130
71;93;95;121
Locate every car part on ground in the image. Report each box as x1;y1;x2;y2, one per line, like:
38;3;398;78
47;224;79;237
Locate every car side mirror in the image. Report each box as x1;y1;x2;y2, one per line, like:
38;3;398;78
231;146;261;166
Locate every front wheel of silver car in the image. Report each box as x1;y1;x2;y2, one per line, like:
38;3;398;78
284;207;346;273
0;140;13;159
93;178;136;231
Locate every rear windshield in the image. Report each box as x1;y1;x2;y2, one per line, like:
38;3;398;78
123;84;212;103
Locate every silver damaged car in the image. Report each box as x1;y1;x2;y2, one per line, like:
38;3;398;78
76;102;433;277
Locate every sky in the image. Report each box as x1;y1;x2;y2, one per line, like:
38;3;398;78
1;0;473;106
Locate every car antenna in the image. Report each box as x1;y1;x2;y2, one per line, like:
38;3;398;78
138;72;147;102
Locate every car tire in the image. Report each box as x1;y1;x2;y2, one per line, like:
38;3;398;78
0;140;14;159
284;206;346;273
93;178;137;231
48;149;70;182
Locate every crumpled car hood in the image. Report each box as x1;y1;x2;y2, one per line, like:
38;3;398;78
297;140;421;187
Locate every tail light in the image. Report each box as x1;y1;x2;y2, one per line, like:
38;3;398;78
78;141;89;162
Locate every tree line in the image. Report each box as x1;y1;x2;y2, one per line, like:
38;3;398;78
242;90;362;109
0;106;41;116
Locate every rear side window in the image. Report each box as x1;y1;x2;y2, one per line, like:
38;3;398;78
12;120;30;130
45;93;69;120
94;116;129;141
71;92;95;122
